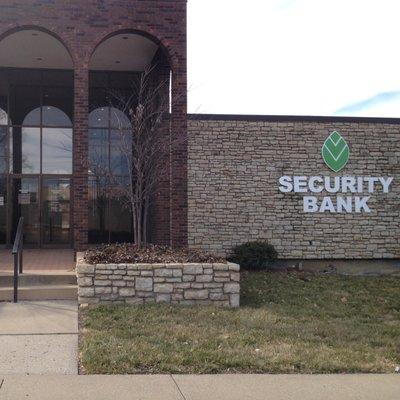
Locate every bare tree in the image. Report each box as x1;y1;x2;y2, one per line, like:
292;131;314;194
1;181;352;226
89;66;176;246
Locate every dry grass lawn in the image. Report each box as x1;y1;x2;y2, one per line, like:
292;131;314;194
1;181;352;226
80;271;400;374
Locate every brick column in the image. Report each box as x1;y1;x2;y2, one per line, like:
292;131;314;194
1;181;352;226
170;68;188;248
149;49;171;245
73;66;89;250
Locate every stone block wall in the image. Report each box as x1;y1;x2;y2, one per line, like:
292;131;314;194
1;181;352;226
188;115;400;259
77;256;240;307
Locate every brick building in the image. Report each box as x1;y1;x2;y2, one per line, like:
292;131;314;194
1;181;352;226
0;1;399;261
0;0;187;250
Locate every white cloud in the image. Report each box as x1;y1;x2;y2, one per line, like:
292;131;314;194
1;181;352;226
188;0;400;117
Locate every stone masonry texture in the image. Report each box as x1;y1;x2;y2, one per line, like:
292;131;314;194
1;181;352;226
187;116;400;259
77;255;240;308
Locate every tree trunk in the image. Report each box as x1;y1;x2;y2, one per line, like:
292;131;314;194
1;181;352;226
143;196;149;245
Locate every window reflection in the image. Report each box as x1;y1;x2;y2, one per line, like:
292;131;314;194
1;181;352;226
0;176;6;244
110;108;131;129
42;106;72;127
0;127;7;173
88;176;108;243
11;106;74;174
42;128;72;174
21;127;40;173
23;106;72;128
89;107;131;129
89;108;131;176
0;108;7;125
110;130;130;175
0;81;8;127
22;107;41;126
88;176;132;244
0;70;74;246
89;108;109;128
109;192;131;242
89;129;109;173
42;178;71;244
88;107;132;244
12;177;39;245
43;86;73;125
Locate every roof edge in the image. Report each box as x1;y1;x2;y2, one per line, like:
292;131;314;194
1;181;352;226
188;113;400;125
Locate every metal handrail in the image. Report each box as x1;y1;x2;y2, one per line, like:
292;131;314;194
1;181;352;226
12;217;24;303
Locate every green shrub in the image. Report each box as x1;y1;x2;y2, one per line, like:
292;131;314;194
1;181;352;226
230;241;278;270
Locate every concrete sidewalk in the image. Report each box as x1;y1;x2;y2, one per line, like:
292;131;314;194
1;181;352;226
0;374;399;400
0;301;78;375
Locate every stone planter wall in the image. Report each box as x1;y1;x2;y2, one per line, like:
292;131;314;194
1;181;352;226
76;255;240;307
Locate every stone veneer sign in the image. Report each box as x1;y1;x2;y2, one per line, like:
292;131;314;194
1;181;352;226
76;254;240;307
278;131;394;214
188;118;400;259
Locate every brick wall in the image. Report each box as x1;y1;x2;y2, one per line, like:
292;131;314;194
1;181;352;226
0;0;188;250
188;116;400;259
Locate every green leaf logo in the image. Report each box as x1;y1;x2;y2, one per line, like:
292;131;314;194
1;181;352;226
322;131;350;172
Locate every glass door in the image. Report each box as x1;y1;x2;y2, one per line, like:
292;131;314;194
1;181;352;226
42;177;71;245
11;176;40;246
0;176;7;246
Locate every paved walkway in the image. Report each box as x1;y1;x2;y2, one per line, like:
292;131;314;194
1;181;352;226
0;300;78;375
0;249;75;272
0;374;399;399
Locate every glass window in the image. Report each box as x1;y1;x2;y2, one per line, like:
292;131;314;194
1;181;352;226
110;130;130;175
89;107;131;129
0;70;9;125
8;69;41;87
42;128;73;174
89;108;109;128
88;79;135;244
88;176;132;244
43;70;73;88
22;107;41;126
0;127;8;173
42;178;71;244
10;127;20;173
4;70;74;178
42;106;72;127
43;86;73;125
0;175;6;245
21;127;40;173
109;72;137;89
0;108;7;126
89;108;131;176
12;177;39;245
23;106;72;128
88;175;109;243
10;86;41;126
110;108;131;129
89;129;109;174
109;193;132;243
90;72;109;89
0;157;6;174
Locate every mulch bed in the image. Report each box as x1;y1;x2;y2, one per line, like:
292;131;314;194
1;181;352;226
84;243;226;265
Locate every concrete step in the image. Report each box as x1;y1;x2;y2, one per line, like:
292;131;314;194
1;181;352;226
0;273;76;288
0;285;77;302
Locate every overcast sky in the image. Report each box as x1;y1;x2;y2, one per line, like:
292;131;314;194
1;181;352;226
187;0;400;117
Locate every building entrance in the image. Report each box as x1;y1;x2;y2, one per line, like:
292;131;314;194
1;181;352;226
0;68;74;248
7;175;71;247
